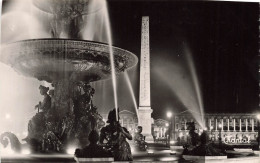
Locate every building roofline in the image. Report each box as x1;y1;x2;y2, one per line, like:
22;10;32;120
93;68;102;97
175;113;257;116
154;119;168;123
119;110;136;115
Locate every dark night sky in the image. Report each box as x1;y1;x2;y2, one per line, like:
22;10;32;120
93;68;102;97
1;1;259;120
106;1;259;119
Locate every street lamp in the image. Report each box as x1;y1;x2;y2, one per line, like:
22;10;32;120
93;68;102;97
167;111;172;146
257;114;260;150
218;123;222;149
210;126;214;141
167;112;172;118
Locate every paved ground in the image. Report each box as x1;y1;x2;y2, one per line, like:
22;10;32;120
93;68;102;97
1;144;259;162
0;143;183;162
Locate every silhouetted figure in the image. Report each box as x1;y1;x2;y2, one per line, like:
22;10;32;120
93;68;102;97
71;84;97;146
35;85;51;113
27;85;52;142
187;122;200;146
134;126;147;151
100;109;133;161
75;130;111;158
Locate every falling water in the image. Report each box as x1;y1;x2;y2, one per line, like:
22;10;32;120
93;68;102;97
124;72;139;122
0;0;2;44
102;1;118;118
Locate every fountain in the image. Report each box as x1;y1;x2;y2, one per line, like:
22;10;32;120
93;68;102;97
0;0;138;153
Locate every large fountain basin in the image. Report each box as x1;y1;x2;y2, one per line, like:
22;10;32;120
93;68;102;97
1;39;138;82
32;0;103;15
182;155;227;161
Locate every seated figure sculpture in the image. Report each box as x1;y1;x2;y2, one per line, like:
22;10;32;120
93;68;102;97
99;109;133;161
35;85;51;113
72;83;97;146
75;130;111;158
24;85;52;151
182;122;228;156
134;126;147;151
28;86;51;138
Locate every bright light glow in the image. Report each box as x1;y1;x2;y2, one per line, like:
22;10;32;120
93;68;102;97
170;150;176;155
0;143;14;155
179;133;183;137
21;148;31;154
147;150;154;154
166;123;169;127
186;132;189;136
160;157;176;161
218;124;222;128
22;131;28;136
131;147;135;153
210;126;213;130
167;112;172;118
66;147;76;155
204;127;207;131
5;113;10;119
257;114;260;120
170;140;176;144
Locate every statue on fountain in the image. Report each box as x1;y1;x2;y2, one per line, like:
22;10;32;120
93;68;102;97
182;122;227;156
134;126;148;151
75;130;112;158
0;83;104;153
23;85;53;151
35;85;51;113
72;83;101;147
99;109;133;161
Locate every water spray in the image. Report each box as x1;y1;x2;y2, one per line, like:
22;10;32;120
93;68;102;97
103;0;118;120
124;72;139;122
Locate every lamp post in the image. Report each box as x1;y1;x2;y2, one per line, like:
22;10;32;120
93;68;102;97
167;112;172;147
218;123;222;149
165;123;169;147
210;126;214;141
257;114;260;151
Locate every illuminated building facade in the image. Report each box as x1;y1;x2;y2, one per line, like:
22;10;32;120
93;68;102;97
153;119;169;139
173;113;259;145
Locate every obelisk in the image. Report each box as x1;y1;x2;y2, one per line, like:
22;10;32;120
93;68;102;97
138;16;153;142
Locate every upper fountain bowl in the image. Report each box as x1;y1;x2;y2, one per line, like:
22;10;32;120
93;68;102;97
33;0;104;15
1;39;138;83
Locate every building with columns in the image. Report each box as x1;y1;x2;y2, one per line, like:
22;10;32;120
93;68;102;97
153;119;169;139
173;113;259;145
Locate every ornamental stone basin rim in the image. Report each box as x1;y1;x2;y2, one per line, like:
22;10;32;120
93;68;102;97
182;155;228;160
0;39;138;83
33;0;104;15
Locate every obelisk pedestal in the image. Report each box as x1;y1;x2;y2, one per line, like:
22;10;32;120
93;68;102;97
138;16;154;143
138;107;153;142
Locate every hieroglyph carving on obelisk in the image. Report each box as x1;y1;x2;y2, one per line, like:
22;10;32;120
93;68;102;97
138;16;153;140
139;16;151;107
